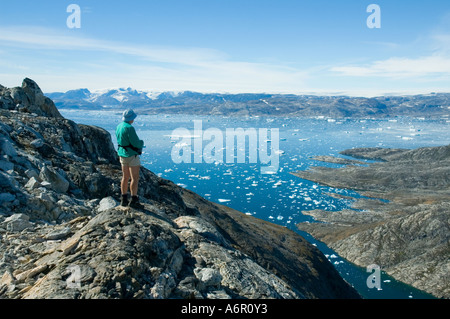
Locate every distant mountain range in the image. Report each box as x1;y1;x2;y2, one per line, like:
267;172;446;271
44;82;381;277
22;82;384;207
47;88;450;118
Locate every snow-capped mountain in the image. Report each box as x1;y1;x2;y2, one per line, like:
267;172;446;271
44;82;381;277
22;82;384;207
48;88;168;109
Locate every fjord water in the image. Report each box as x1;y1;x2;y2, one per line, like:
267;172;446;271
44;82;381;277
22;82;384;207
62;110;449;299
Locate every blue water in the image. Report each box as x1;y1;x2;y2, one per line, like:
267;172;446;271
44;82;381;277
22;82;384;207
62;110;449;299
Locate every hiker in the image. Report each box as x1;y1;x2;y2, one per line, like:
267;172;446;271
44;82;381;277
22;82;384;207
116;109;145;208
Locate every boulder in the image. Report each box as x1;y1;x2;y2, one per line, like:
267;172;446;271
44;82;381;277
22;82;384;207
97;197;118;212
21;78;62;118
22;78;45;108
39;166;69;193
0;138;17;157
44;227;72;241
30;139;44;149
25;177;40;190
9;87;29;107
194;267;222;289
4;214;32;232
78;124;120;165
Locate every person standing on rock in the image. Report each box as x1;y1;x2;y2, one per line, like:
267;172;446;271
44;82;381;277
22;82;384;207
116;109;145;209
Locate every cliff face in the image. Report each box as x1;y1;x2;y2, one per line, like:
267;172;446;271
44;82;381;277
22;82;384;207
294;146;450;299
0;79;359;299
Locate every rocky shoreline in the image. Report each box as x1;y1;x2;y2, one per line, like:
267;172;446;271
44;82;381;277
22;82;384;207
293;146;450;299
0;79;360;299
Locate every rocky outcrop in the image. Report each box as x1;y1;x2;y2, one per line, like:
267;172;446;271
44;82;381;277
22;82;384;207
293;145;450;299
1;78;62;118
0;79;360;299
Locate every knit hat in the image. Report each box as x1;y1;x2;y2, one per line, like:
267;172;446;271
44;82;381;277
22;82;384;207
122;109;137;122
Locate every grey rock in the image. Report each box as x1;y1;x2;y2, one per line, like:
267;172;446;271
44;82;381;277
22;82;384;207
4;214;32;232
206;289;231;299
25;169;40;180
4;213;29;223
0;138;17;157
97;197;118;212
174;215;229;247
9;87;28;107
0;96;12;111
22;78;45;108
40;181;52;189
194;267;222;288
21;78;62;118
39;166;69;193
30;139;44;149
25;177;40;190
78;125;120;165
44;227;72;241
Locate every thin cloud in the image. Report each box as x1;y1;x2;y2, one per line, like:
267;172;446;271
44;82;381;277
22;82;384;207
332;29;450;80
331;55;450;79
0;26;226;66
0;25;309;92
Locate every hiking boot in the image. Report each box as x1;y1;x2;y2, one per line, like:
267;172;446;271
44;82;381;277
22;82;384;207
120;194;129;207
129;196;144;209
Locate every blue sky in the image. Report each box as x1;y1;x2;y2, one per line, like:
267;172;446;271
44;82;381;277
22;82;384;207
0;0;449;96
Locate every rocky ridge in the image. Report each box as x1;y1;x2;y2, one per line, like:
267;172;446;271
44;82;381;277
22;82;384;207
0;79;360;299
47;88;450;118
293;145;450;299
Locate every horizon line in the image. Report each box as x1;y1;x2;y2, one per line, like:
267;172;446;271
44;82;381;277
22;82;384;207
43;86;450;99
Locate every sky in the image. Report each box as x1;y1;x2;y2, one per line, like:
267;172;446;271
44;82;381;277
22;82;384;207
0;0;449;96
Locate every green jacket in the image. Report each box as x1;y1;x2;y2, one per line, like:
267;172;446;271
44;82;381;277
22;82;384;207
116;121;144;157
